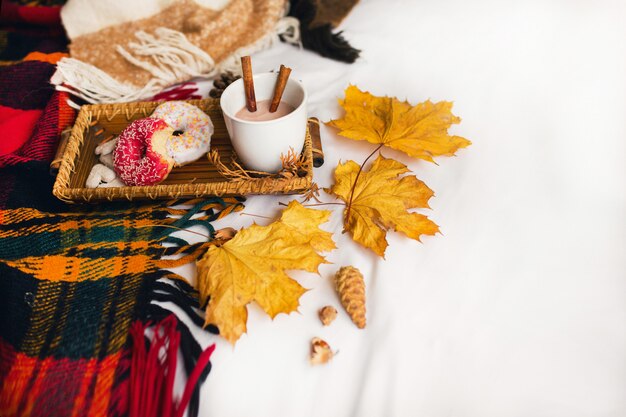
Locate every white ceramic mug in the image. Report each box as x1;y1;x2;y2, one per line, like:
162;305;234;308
220;72;308;172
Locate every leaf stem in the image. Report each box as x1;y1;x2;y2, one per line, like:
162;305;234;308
301;202;346;207
239;212;273;219
345;143;384;221
278;201;345;208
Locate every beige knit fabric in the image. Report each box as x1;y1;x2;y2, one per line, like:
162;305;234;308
54;0;296;103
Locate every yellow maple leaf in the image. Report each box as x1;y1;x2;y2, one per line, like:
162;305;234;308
330;154;439;257
327;85;471;162
196;201;335;344
277;199;336;253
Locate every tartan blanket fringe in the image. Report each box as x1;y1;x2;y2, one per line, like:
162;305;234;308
0;196;244;417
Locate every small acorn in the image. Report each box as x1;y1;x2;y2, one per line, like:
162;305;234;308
334;266;366;329
318;306;337;326
214;227;237;241
310;337;333;365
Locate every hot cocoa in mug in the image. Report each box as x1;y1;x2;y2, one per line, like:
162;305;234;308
220;72;307;173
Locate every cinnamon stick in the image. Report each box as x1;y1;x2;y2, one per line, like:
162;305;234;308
309;118;325;167
270;65;292;113
240;56;256;112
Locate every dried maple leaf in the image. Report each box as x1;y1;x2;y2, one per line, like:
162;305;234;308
277;199;336;253
196;201;335;344
327;85;471;163
330;154;439;257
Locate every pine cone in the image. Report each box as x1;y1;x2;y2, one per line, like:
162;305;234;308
209;72;241;98
334;266;366;329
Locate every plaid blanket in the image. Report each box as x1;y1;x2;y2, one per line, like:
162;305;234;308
0;2;241;416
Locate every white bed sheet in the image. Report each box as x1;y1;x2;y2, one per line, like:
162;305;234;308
170;1;626;416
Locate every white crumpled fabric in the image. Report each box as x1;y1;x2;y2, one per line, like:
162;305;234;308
164;1;626;416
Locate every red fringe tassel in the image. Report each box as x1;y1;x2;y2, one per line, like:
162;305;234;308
129;315;215;417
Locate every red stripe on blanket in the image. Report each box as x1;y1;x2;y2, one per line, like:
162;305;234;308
0;91;75;168
0;106;43;156
0;339;124;417
0;2;62;26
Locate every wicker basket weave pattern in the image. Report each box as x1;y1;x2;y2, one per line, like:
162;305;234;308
53;99;313;203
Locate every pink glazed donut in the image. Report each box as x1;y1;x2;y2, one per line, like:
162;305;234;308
113;117;175;186
151;101;213;166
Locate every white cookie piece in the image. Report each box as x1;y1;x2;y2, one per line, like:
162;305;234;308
86;164;116;188
95;137;118;156
99;153;114;169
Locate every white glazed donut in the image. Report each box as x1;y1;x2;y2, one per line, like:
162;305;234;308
151;101;213;166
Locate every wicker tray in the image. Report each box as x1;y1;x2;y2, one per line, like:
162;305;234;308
53;99;313;203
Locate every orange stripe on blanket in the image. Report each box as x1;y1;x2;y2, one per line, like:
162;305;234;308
0;207;175;228
87;353;121;417
23;52;68;65
3;254;157;282
0;207;147;224
70;358;99;417
56;91;76;133
0;210;163;233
